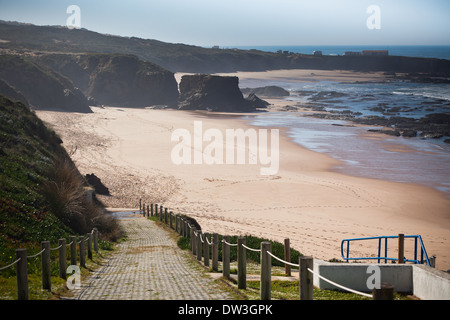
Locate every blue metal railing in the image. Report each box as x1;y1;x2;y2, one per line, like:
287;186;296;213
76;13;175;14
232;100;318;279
341;235;431;266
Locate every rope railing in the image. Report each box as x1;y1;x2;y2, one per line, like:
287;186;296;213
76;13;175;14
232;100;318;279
0;228;99;300
27;248;46;259
0;258;21;271
142;200;397;301
242;244;261;253
306;267;372;298
266;251;299;268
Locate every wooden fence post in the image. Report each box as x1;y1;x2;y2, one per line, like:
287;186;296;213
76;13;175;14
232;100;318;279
147;205;149;217
212;233;219;272
222;235;230;279
204;233;210;267
155;204;158;218
151;203;154;217
160;206;163;221
70;235;77;266
261;242;272;300
191;227;196;254
175;214;179;233
372;283;394;300
41;241;51;291
284;238;291;276
59;238;67;279
299;256;313;300
164;208;168;224
79;236;86;268
170;211;173;229
197;232;202;261
15;248;28;300
398;234;405;264
86;233;92;260
93;228;99;252
237;237;246;289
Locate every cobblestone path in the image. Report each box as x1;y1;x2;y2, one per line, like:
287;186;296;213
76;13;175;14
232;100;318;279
67;214;233;300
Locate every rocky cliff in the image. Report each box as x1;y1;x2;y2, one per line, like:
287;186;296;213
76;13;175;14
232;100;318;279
0;55;91;112
178;74;267;112
34;53;180;108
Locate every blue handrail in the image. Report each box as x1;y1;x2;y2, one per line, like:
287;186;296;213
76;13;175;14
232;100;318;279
341;235;431;266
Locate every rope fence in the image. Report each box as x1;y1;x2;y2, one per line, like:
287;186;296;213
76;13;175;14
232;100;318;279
143;200;395;301
0;228;99;300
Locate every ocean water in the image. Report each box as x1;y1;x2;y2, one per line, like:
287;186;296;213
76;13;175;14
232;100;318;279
237;73;450;196
232;45;450;60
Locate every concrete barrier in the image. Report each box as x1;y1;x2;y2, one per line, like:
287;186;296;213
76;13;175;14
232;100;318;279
313;259;450;300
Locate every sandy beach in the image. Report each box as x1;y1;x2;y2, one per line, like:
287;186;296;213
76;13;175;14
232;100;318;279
36;70;450;271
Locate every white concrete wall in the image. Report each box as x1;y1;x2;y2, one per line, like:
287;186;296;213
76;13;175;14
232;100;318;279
312;259;450;299
412;264;450;300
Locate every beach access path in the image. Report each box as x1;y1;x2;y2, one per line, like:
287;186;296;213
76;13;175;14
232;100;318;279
64;212;234;300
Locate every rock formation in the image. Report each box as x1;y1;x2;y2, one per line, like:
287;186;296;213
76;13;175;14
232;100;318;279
0;55;91;112
34;53;180;108
178;74;267;112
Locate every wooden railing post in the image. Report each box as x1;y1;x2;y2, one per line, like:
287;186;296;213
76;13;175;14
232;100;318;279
86;233;92;260
15;248;28;300
237;237;246;289
212;233;219;272
59;238;67;279
299;256;313;300
70;235;77;266
79;236;86;268
398;234;405;264
204;233;210;267
372;283;394;300
151;203;154;217
260;242;272;300
284;238;291;276
222;236;230;279
93;228;99;252
191;227;196;254
197;232;202;261
155;204;158;218
170;211;173;229
41;241;51;291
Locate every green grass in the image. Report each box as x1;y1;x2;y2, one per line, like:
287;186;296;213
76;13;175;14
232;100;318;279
0;243;115;300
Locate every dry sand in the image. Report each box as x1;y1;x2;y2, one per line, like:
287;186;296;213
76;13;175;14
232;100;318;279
36;70;450;271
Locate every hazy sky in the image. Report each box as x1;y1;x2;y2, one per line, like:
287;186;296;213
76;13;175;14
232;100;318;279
0;0;449;46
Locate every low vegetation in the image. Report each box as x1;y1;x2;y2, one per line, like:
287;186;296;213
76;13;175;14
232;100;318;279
0;95;122;295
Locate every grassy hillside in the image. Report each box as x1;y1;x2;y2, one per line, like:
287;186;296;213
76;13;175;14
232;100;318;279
0;95;121;272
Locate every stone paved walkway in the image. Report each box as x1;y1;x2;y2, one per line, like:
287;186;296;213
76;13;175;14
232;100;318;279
66;214;234;300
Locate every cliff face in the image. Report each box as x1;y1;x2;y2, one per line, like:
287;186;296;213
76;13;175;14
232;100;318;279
35;53;180;107
0;55;91;112
178;74;267;112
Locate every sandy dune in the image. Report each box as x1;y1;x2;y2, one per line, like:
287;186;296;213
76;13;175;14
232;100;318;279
36;100;450;271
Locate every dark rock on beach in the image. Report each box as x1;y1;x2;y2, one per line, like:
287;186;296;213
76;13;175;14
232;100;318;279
241;86;290;98
178;74;267;112
85;173;110;196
